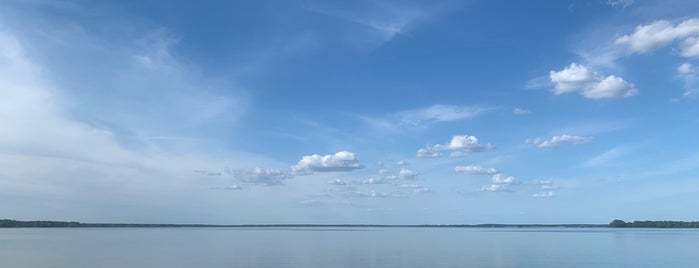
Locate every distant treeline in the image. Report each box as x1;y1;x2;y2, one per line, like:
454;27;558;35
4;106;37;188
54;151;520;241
1;219;606;228
610;219;699;228
0;219;219;228
1;220;82;228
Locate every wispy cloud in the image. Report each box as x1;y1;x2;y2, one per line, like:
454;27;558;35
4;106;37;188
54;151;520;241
533;191;554;198
606;0;634;8
454;165;499;175
0;10;279;220
513;108;531;115
304;0;452;45
397;105;488;126
582;146;633;167
228;167;293;186
674;62;699;100
526;135;594;148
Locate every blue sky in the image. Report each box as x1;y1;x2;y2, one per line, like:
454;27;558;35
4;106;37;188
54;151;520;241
1;0;699;224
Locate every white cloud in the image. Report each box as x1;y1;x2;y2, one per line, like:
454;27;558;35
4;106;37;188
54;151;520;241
549;63;638;99
677;63;696;74
454;165;499;174
491;174;517;185
527;135;593;148
225;185;242;190
533;191;554;198
550;63;600;94
327;186;357;192
583;75;638;99
417;135;493;158
362;177;392;184
305;1;447;44
533;180;559;190
291;151;364;175
327;179;350;186
480;174;518;193
450;151;468;157
230;167;292;186
615;18;699;54
675;62;699;100
300;199;322;206
397;105;487;126
398;184;431;193
606;0;633;8
417;147;442;158
397;168;417;180
481;184;510;192
513;108;531;115
680;37;699;57
350;190;405;199
0;25;288;222
395;160;407;166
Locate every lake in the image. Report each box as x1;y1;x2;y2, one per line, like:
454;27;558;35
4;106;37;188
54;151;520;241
2;227;698;267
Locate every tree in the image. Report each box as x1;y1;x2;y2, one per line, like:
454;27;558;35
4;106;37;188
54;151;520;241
610;219;627;228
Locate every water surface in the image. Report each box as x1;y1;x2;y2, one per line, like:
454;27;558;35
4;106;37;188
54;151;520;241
2;227;698;267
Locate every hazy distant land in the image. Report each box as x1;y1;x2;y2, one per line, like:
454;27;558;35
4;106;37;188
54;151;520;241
2;219;697;228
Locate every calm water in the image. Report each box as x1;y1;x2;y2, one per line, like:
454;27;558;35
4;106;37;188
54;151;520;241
2;227;699;267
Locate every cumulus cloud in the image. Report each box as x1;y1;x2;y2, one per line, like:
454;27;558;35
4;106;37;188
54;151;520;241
291;151;364;175
481;174;518;193
675;62;699;100
417;135;493;158
513;108;531;115
615;18;699;54
454;165;499;174
417;147;441;158
491;174;517;185
549;63;638;99
397;105;487;125
526;135;593;148
395;160;408;166
230;167;292;185
397;168;417;180
680;37;699;57
481;184;510;192
677;63;696;74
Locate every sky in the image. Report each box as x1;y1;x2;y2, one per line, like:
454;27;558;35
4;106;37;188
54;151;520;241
1;0;699;224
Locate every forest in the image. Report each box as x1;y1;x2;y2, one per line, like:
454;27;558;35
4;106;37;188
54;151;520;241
610;220;699;228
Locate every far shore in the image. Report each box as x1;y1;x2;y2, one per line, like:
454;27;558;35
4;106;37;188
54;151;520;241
1;219;608;228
